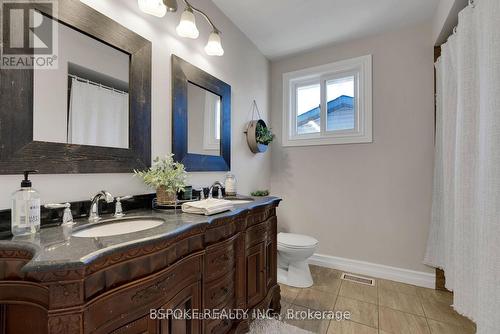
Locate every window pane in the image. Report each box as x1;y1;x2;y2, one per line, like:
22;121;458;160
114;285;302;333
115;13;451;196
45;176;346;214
326;76;355;131
296;83;320;134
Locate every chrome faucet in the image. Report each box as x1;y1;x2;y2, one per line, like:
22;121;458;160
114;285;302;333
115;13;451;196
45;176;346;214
89;190;114;222
208;181;223;199
44;202;73;225
114;195;132;218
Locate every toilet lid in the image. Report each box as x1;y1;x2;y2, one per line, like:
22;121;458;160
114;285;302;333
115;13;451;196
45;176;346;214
278;233;318;249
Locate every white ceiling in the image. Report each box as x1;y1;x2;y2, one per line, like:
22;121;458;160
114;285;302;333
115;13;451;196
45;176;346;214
212;0;439;59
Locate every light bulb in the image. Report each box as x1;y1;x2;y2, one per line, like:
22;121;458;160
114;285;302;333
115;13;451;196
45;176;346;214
176;8;199;39
164;0;178;12
138;0;167;17
205;31;224;56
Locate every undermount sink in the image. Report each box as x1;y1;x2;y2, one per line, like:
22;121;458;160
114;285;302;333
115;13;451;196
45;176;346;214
72;217;164;238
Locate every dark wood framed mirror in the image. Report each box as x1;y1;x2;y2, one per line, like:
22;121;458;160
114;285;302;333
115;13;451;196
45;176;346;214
0;0;151;174
171;55;231;172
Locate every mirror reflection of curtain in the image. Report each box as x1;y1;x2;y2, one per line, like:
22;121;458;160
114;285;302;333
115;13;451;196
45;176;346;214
68;77;129;148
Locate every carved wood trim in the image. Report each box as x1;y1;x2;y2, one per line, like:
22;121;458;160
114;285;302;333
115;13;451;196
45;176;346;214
85;225;205;275
232;320;250;334
131;272;176;303
204;212;248;245
48;313;82;334
246;205;276;227
204;270;235;309
0;249;34;260
234;233;247;310
48;281;84;309
209;211;249;229
0;281;50;309
28;268;86;282
205;234;237;283
83;253;203;333
232;284;280;334
209;318;231;334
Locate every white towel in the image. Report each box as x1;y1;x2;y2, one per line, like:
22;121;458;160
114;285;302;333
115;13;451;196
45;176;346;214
181;199;234;216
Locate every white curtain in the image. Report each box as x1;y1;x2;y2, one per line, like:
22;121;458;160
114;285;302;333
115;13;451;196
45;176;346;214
424;0;500;333
68;77;129;148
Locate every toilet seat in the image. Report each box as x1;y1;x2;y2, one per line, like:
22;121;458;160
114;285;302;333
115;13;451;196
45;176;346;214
278;232;318;249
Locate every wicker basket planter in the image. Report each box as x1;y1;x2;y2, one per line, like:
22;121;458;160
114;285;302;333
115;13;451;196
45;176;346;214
156;186;177;205
246;119;270;154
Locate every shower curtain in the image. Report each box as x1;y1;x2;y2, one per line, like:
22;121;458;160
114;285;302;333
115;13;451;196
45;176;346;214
424;0;500;333
68;77;129;148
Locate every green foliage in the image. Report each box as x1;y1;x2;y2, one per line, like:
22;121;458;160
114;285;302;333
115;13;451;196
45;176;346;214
256;123;275;145
134;154;187;193
251;190;270;197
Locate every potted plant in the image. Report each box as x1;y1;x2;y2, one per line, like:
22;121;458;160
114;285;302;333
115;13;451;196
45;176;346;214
246;119;275;153
134;154;187;205
250;190;270;197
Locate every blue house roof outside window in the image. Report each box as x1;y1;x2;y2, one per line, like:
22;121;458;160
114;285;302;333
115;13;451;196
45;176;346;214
297;95;354;134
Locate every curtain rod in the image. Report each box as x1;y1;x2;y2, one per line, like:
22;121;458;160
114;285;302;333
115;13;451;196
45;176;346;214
68;74;128;95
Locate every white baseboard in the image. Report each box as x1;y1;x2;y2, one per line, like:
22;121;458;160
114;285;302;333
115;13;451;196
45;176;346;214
308;253;435;289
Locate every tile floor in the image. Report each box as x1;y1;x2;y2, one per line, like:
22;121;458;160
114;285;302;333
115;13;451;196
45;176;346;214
279;265;476;334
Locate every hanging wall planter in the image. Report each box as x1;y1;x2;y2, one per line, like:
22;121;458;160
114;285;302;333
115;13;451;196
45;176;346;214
245;100;275;154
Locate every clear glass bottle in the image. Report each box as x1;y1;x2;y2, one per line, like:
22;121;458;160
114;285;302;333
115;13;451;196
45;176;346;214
224;172;237;196
11;171;41;236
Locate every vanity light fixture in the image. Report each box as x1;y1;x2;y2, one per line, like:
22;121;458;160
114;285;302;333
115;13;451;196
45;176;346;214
138;0;224;56
176;6;199;39
205;30;224;56
176;0;224;56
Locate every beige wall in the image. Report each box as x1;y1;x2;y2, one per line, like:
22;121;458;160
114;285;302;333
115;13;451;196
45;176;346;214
270;23;435;273
0;1;436;276
0;0;270;209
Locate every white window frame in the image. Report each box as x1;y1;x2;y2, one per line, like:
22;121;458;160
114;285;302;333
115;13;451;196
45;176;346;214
282;55;372;146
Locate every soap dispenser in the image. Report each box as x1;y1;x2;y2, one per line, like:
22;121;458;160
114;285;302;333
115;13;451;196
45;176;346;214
11;170;41;236
224;172;237;196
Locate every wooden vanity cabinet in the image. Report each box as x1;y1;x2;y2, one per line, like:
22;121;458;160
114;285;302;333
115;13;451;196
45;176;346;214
157;282;202;334
245;216;278;309
110;281;202;334
265;237;277;292
0;201;281;334
110;315;156;334
246;242;266;309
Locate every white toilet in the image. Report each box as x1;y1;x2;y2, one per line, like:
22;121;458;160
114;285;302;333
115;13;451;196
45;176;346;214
277;232;318;288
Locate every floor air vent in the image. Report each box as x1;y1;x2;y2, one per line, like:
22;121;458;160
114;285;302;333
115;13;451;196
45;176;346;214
340;273;375;286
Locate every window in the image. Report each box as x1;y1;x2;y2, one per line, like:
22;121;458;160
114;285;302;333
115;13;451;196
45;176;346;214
283;55;372;146
296;82;321;134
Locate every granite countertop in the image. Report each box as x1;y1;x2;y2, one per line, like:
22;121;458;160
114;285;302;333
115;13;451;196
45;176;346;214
0;196;280;273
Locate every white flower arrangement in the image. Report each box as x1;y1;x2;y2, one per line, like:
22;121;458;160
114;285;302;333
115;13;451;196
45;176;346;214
134;154;187;194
